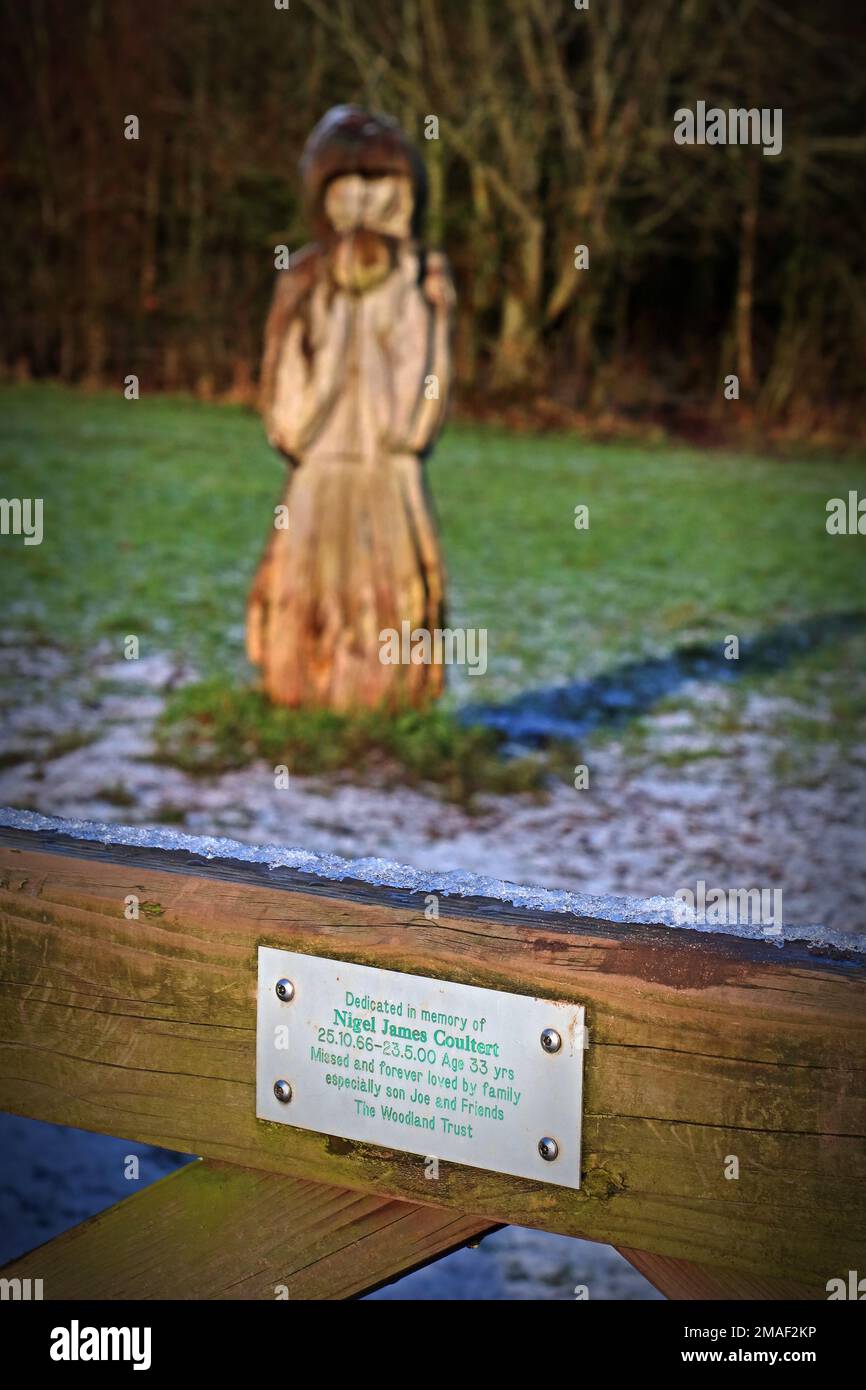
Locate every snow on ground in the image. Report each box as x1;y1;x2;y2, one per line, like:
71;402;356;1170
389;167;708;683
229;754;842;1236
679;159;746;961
2;640;864;934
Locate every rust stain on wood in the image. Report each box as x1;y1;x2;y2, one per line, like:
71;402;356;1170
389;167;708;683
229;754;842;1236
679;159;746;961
596;941;752;990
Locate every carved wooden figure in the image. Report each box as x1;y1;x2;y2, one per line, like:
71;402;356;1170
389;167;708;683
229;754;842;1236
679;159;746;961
247;107;453;710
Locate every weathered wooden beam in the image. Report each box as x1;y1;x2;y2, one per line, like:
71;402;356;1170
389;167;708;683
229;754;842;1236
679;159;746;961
615;1248;819;1301
0;1159;496;1300
1;823;864;1294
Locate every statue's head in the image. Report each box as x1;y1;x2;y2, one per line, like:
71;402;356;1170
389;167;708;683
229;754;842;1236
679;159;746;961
301;105;427;245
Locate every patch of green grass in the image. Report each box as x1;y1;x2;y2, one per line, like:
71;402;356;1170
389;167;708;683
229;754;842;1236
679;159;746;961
42;730;98;759
155;678;548;807
94;782;137;808
0;749;31;770
2;384;864;689
2;383;864;767
655;746;727;768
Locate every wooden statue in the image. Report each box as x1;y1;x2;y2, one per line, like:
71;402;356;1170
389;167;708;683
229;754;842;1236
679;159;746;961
247;106;454;710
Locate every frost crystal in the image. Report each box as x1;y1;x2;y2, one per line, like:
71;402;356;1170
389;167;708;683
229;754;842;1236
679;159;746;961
1;806;861;953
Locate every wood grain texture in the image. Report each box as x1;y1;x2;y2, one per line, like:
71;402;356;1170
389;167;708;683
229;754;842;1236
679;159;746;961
1;1159;496;1300
1;833;864;1293
616;1248;819;1301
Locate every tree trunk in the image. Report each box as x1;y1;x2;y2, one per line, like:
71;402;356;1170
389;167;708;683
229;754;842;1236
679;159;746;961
735;161;760;401
491;219;542;390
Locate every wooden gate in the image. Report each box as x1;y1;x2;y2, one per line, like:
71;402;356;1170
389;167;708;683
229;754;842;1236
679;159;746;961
1;816;864;1300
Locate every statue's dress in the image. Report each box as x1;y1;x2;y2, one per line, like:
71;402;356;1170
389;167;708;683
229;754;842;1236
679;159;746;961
247;245;452;710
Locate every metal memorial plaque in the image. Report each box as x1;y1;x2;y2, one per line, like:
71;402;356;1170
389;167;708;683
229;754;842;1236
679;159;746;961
256;948;584;1189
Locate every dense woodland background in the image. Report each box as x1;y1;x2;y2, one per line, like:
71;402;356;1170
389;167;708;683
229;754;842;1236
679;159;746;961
1;0;863;440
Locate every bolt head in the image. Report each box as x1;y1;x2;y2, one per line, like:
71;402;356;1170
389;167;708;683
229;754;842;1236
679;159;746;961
538;1136;559;1162
274;1080;293;1103
540;1027;562;1054
275;978;295;1003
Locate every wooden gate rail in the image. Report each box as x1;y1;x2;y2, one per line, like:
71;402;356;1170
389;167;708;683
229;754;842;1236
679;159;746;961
2;1159;498;1300
1;821;864;1300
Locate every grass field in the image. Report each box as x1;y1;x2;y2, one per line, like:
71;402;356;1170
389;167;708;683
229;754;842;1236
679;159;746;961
1;384;864;766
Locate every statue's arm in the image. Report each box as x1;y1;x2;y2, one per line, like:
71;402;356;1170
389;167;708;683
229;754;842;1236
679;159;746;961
388;250;454;456
259;248;351;459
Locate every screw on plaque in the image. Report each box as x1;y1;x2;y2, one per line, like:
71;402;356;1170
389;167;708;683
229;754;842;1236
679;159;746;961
275;978;295;1002
540;1027;562;1054
274;1080;293;1103
538;1136;559;1162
